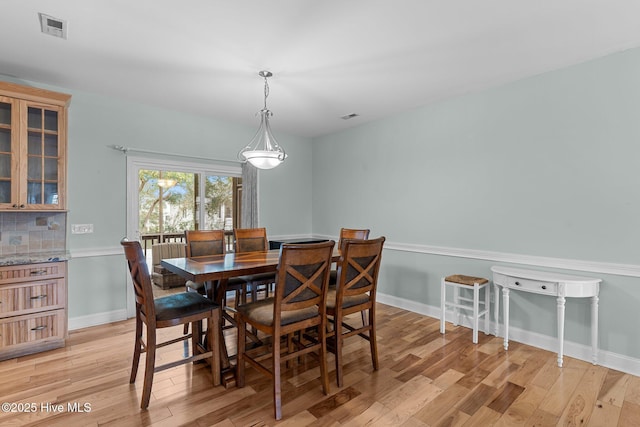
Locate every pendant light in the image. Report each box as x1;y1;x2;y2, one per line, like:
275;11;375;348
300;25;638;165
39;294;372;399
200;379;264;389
238;70;286;169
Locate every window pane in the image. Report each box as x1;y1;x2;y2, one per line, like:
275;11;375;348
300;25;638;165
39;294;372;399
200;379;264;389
204;175;233;230
28;156;42;180
27;182;42;204
28;107;42;129
0;181;10;203
44;110;58;131
0;102;10;125
0;129;10;152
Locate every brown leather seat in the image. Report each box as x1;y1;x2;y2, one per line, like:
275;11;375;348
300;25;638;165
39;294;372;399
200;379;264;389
235;240;335;420
121;239;221;409
327;236;385;387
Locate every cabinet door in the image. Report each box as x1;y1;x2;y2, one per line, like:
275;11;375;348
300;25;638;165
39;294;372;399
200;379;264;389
0;97;19;208
22;101;66;209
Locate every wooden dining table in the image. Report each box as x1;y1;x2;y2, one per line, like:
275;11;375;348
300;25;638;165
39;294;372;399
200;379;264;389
161;247;340;386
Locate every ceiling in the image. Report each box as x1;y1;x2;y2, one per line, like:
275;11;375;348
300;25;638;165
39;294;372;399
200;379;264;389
2;1;640;139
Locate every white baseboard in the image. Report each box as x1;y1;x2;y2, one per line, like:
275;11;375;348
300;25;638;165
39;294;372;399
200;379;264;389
377;292;640;377
68;309;128;331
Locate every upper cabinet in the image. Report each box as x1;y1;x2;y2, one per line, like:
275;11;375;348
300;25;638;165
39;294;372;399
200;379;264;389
0;82;71;211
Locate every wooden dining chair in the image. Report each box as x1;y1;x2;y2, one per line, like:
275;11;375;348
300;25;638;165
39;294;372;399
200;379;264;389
234;227;276;301
329;228;370;286
121;239;221;410
235;240;335;420
327;236;385;387
185;230;247;300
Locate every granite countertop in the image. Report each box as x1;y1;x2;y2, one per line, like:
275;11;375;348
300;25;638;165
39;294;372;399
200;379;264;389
0;251;71;266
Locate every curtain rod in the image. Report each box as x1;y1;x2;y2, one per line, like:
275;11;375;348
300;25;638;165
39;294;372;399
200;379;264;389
110;145;243;165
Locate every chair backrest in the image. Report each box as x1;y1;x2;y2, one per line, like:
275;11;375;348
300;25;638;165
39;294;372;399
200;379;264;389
121;239;156;324
185;230;226;257
274;240;335;322
151;242;186;266
234;227;269;253
335;236;385;302
338;228;370;249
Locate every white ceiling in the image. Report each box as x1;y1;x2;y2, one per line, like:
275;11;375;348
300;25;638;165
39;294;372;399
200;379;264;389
2;1;640;138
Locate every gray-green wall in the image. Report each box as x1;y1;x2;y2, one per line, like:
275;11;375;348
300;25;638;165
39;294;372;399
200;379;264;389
0;75;314;322
312;47;640;367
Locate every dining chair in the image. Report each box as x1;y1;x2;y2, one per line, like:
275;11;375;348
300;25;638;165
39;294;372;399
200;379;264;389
329;228;370;286
327;236;385;387
234;227;276;302
185;230;247;300
121;239;221;409
235;240;335;420
184;229;248;333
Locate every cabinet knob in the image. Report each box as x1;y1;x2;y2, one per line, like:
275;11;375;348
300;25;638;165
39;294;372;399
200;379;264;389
31;325;47;331
19;204;25;208
542;285;547;290
515;281;521;286
12;204;17;208
29;270;48;276
30;294;48;300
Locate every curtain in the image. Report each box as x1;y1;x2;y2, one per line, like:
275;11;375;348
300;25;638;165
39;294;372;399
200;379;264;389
241;162;258;228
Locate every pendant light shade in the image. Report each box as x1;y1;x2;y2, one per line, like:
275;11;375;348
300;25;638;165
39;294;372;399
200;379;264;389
238;71;286;169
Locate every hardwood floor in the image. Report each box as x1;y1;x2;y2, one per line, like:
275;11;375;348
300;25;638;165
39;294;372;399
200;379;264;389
1;303;639;426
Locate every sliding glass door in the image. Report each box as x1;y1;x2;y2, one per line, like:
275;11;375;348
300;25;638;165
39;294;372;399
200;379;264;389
126;157;242;316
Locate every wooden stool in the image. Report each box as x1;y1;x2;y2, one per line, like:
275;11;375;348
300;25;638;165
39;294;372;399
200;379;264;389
440;274;490;343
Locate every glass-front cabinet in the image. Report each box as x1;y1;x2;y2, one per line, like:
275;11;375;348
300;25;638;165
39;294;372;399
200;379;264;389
0;82;70;210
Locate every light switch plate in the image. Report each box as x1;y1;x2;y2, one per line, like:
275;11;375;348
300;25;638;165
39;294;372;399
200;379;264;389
71;224;93;234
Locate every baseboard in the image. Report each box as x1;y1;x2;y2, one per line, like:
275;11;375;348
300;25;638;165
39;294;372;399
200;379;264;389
68;309;128;331
377;292;640;377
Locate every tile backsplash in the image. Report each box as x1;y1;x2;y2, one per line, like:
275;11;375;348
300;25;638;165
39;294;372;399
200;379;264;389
0;212;66;255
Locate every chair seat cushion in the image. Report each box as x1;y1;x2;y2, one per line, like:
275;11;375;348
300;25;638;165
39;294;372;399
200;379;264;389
237;297;319;326
154;292;218;322
326;288;370;310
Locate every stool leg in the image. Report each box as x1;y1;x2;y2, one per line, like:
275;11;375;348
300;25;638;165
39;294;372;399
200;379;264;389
484;283;491;335
440;278;446;334
473;283;479;344
453;285;460;326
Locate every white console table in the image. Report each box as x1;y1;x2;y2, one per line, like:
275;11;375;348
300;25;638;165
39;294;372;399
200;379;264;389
491;266;601;367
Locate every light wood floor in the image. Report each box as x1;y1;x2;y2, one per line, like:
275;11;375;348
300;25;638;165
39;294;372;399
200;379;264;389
1;302;639;426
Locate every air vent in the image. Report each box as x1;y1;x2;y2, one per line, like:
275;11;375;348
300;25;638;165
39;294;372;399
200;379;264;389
39;13;67;39
341;113;359;120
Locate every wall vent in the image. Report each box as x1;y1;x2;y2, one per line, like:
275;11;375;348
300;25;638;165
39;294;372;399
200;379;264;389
39;13;67;39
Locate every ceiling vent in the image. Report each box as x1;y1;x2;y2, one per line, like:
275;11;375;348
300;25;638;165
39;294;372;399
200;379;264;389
39;13;67;39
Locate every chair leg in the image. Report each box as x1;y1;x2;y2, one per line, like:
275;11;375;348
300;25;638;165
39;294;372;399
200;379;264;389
236;318;246;388
273;334;282;420
130;315;143;383
141;327;157;409
192;320;202;357
334;316;344;387
318;322;330;395
209;311;221;386
369;306;379;371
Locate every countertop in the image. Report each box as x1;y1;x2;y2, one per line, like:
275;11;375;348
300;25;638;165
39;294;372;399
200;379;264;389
0;251;71;266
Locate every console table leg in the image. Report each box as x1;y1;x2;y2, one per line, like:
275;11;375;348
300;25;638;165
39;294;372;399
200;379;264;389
591;295;599;365
557;294;566;367
502;287;510;350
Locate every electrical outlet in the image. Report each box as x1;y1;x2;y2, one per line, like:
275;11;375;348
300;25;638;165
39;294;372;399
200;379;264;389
71;224;94;234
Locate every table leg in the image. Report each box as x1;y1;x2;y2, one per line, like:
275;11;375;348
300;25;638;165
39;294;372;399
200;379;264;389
591;295;599;365
502;287;510;350
557;294;566;367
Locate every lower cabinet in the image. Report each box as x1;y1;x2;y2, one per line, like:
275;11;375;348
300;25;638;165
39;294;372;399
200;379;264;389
0;262;67;360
